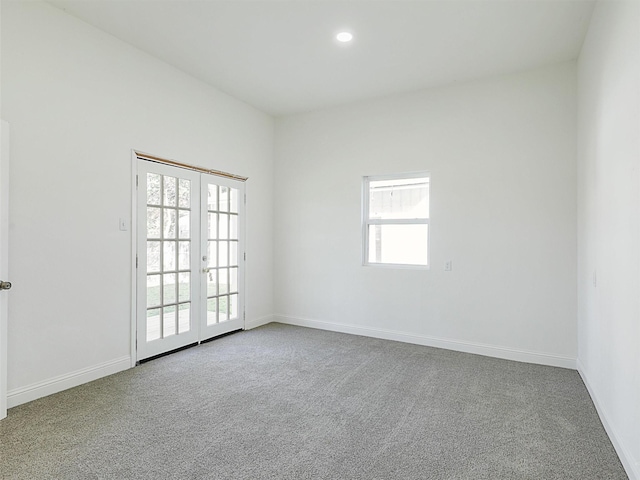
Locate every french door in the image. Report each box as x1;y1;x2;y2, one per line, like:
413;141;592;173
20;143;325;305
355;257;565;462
136;160;245;361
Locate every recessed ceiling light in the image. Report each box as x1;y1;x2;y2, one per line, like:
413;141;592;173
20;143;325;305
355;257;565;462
336;32;353;43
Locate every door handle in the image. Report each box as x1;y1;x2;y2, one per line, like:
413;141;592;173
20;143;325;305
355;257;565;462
0;281;11;291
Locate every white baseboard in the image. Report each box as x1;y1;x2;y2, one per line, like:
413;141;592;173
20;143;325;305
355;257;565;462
7;356;131;409
5;315;277;410
274;314;576;369
245;314;275;330
577;360;639;480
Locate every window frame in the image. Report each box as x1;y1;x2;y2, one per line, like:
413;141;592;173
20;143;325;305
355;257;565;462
362;171;430;269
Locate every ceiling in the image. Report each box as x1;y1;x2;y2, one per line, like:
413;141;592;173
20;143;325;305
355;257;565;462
48;0;595;116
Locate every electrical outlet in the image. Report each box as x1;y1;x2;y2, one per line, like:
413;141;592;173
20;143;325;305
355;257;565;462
445;260;452;272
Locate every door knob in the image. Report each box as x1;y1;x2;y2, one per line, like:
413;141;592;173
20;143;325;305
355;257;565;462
0;281;11;291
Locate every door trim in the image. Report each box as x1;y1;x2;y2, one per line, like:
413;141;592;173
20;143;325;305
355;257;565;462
130;151;138;367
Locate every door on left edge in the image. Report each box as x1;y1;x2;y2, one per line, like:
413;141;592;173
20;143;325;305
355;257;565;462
1;120;11;419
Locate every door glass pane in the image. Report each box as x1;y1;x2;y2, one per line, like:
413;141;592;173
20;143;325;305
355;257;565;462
229;294;238;320
178;272;190;302
219;268;228;294
178;241;190;270
147;274;161;308
219;214;228;239
207;269;217;297
230;188;239;213
229;242;238;266
164;176;177;207
178;304;190;333
147;241;160;273
219;186;229;212
178;211;190;239
229;215;238;240
229;267;238;293
163;241;176;271
208;213;217;239
163;306;176;337
163;209;176;238
219;241;228;267
219;295;229;322
207;298;217;325
163;273;176;304
147;207;161;238
178;179;190;208
208;241;217;267
147;174;161;205
208;185;218;211
147;309;161;341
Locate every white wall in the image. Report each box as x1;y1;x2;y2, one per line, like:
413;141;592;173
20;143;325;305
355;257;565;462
577;1;640;478
1;1;274;404
274;62;577;367
2;6;636;476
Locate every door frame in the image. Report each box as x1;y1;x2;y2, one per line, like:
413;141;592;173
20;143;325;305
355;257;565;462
1;120;10;419
129;152;138;367
130;150;247;364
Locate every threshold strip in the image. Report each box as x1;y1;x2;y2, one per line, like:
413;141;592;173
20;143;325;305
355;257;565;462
137;329;243;364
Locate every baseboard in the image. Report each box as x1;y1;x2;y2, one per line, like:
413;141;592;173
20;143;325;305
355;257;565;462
5;315;277;409
245;314;275;330
274;314;576;369
7;356;131;409
577;360;639;480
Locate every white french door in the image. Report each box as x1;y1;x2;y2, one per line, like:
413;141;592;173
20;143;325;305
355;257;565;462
136;160;245;361
200;173;245;339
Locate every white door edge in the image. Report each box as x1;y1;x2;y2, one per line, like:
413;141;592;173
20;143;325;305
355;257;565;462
1;120;11;420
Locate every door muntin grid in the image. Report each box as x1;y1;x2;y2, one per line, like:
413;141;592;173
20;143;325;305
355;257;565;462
145;173;193;341
206;184;240;325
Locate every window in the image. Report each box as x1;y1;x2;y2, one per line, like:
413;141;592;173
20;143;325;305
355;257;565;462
363;172;430;267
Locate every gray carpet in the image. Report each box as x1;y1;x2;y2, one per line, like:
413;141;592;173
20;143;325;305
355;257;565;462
0;323;627;479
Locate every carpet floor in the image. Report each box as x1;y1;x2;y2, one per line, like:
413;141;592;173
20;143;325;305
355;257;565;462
0;323;627;479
